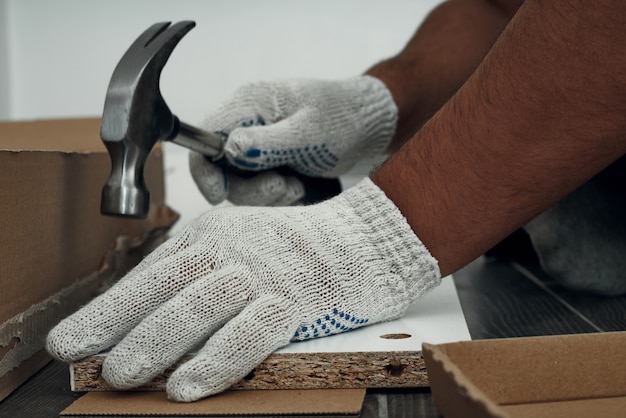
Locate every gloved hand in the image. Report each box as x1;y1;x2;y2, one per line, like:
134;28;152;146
190;76;398;206
46;178;439;402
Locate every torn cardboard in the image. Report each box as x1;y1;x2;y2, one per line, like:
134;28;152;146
423;331;626;418
0;118;178;401
61;389;366;417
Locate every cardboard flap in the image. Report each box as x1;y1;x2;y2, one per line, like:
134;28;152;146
501;396;626;418
422;343;509;418
424;332;626;418
432;332;626;404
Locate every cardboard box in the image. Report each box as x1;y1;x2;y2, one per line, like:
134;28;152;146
423;332;626;418
61;389;366;416
0;118;178;401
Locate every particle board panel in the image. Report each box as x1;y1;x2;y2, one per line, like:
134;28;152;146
71;277;471;391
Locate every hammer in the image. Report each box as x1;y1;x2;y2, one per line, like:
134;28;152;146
100;21;341;218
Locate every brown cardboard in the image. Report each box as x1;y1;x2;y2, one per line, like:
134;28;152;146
61;389;366;416
0;118;178;401
422;332;626;418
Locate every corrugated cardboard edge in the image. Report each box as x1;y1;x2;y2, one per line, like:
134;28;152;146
0;204;178;401
422;342;509;418
60;389;366;416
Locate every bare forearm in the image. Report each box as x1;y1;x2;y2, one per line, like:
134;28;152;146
372;0;626;276
366;0;521;151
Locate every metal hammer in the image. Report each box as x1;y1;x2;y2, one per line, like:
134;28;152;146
100;21;341;218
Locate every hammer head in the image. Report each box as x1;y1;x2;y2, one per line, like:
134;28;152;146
100;21;195;218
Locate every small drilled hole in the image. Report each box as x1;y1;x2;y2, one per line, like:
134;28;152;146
386;360;404;376
380;333;412;339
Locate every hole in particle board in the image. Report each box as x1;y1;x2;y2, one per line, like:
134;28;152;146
379;333;411;339
385;360;404;377
244;369;255;380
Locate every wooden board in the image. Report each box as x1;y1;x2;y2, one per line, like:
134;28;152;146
71;278;471;391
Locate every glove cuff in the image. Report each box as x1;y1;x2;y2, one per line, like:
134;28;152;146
341;177;441;302
349;75;398;159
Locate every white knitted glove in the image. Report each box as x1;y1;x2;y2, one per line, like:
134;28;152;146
46;178;439;402
190;75;397;206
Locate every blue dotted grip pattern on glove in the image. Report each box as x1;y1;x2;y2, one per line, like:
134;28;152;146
292;308;369;341
235;144;339;177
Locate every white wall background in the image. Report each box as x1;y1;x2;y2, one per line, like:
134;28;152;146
1;0;441;231
0;0;9;117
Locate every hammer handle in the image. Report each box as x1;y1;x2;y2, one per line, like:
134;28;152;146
172;120;225;159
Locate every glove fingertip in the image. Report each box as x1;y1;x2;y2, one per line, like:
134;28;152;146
166;296;296;402
46;327;77;362
46;320;103;362
189;152;229;205
166;361;230;402
101;349;161;390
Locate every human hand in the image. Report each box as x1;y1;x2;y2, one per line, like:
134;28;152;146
190;76;397;206
46;178;439;402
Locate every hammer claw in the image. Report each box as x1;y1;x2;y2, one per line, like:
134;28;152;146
128;21;172;51
127;21;196;59
111;21;196;80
